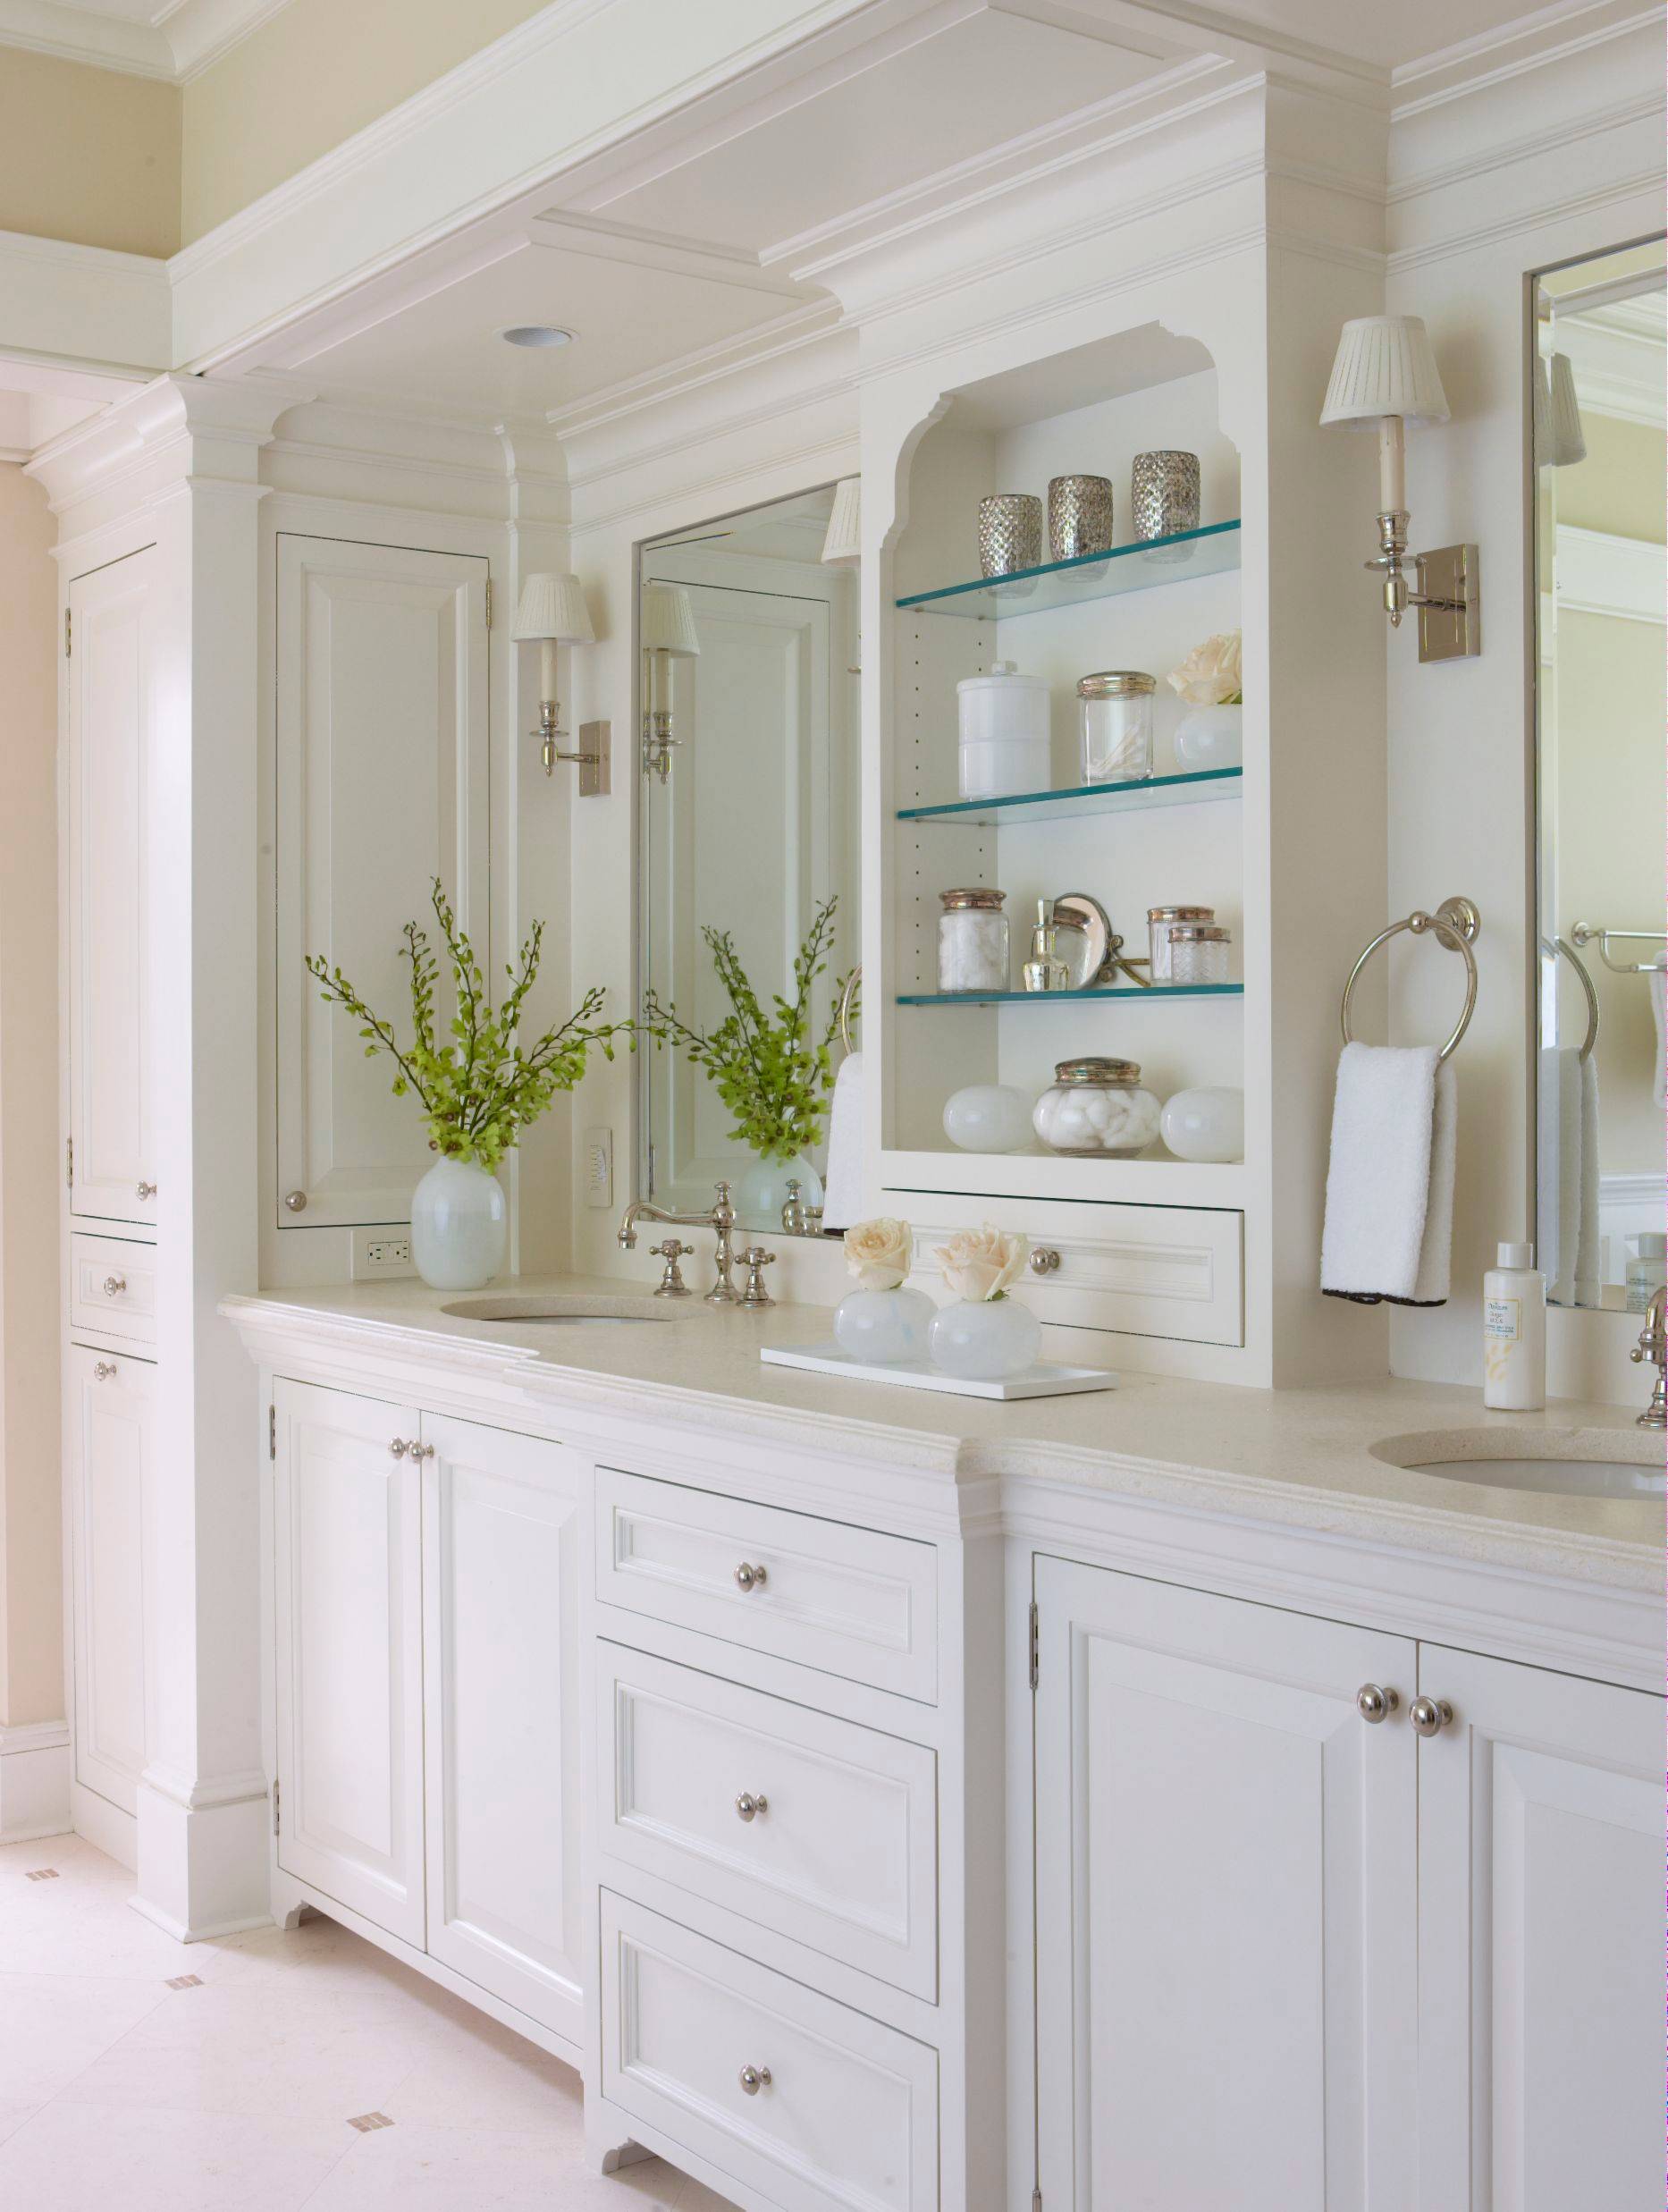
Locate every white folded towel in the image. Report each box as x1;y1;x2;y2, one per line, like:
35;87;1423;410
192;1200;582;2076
1320;1043;1456;1305
1537;1046;1581;1305
1573;1051;1602;1307
819;1051;864;1231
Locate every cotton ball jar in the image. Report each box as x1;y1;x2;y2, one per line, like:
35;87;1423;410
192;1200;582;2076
1032;1058;1160;1157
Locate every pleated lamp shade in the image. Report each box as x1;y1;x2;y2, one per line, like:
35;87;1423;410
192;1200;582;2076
641;581;701;658
512;571;594;644
821;477;862;565
1538;351;1587;468
1319;315;1450;428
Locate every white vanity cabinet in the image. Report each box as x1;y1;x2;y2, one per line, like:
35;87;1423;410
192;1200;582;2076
66;1343;156;1819
269;1379;584;2053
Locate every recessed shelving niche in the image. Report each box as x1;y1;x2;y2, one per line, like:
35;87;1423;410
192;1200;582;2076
895;518;1240;621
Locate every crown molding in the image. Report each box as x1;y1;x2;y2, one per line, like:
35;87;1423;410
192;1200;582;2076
0;0;293;80
1390;0;1661;117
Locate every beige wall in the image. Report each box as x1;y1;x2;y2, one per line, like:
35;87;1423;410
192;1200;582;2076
0;465;63;1728
180;0;551;242
0;47;180;257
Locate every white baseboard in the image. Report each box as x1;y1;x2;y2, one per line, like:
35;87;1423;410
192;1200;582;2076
0;1720;72;1845
71;1777;137;1870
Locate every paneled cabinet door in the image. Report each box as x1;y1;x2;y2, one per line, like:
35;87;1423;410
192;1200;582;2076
67;549;156;1228
67;1345;156;1815
419;1414;584;2047
1416;1647;1664;2212
1033;1558;1418;2212
274;535;489;1229
272;1378;425;1946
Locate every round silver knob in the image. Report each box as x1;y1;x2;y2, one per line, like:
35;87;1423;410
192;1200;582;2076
412;1441;435;1460
1410;1696;1453;1737
738;2064;772;2097
1029;1248;1061;1275
103;1275;127;1297
733;1561;768;1592
284;1190;307;1212
735;1792;768;1823
1356;1683;1399;1723
93;1360;118;1380
136;1180;156;1200
390;1438;409;1458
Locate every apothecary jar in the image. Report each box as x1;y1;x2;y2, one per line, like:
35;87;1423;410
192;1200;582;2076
1032;1057;1161;1156
939;887;1009;992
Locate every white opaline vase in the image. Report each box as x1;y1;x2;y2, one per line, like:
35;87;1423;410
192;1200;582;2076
1173;702;1243;772
833;1285;936;1365
929;1295;1043;1381
411;1156;506;1290
733;1154;824;1229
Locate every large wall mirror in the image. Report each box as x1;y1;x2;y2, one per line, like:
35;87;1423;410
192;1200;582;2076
1532;237;1665;1312
637;485;859;1234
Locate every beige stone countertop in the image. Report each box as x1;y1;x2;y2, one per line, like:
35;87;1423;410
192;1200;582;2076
223;1277;1665;1590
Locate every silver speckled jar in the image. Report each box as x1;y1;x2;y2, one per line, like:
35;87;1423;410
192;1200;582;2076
1048;474;1114;561
1131;450;1200;542
977;494;1042;578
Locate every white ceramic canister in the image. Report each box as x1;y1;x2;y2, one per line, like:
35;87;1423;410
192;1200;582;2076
956;661;1049;799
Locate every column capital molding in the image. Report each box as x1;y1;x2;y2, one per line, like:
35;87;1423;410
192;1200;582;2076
27;372;316;517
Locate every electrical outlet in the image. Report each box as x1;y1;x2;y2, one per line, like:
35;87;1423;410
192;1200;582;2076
583;1126;613;1210
353;1228;414;1279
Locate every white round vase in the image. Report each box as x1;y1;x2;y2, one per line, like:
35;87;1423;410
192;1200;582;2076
833;1286;935;1365
929;1296;1043;1381
1173;703;1243;772
411;1156;507;1290
942;1084;1033;1153
1160;1085;1244;1162
733;1155;824;1229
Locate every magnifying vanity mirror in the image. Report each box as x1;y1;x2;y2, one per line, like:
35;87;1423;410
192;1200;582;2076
637;485;860;1236
1531;236;1666;1313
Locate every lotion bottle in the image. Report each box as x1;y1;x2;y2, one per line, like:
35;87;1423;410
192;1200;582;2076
1483;1242;1546;1411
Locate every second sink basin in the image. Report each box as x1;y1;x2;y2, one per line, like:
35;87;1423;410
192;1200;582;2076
441;1295;670;1327
1372;1426;1664;1501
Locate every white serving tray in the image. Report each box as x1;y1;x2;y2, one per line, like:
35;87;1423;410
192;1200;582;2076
760;1340;1118;1401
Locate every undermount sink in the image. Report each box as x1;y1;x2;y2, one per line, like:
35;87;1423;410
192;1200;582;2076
440;1295;670;1327
1371;1427;1664;1501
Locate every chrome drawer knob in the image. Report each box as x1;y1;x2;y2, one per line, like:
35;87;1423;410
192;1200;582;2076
136;1180;156;1200
738;2064;772;2096
735;1792;768;1823
1029;1247;1061;1275
733;1561;768;1592
284;1190;307;1212
1356;1684;1399;1724
103;1275;127;1297
1410;1695;1454;1737
390;1438;409;1458
93;1360;118;1381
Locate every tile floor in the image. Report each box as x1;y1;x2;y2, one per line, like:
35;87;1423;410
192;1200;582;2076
0;1832;738;2211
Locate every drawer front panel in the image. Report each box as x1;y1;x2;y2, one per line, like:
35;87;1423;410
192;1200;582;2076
898;1191;1243;1348
599;1644;937;2000
70;1232;157;1345
595;1469;938;1703
602;1893;938;2212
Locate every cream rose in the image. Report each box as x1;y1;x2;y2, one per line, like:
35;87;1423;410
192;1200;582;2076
935;1223;1030;1304
843;1216;914;1291
1167;629;1243;706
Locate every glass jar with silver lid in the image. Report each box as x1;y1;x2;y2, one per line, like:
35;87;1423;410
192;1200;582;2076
1167;922;1233;986
938;887;1009;993
1147;904;1215;983
1032;1057;1162;1157
1078;671;1156;785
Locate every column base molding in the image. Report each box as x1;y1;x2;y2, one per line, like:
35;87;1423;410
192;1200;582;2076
135;1774;272;1941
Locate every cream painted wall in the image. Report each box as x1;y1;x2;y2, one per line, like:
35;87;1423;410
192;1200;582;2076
0;47;180;257
180;0;552;242
0;465;63;1729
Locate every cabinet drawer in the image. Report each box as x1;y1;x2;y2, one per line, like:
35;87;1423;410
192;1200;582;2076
602;1893;938;2212
70;1233;157;1345
901;1191;1243;1348
595;1469;938;1703
599;1643;937;2000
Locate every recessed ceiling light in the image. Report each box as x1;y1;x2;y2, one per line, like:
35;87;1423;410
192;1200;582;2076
499;325;574;349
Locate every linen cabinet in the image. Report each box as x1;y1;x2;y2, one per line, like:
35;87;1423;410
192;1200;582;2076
64;1343;156;1824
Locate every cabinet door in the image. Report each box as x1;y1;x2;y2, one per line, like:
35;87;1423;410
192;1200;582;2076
420;1414;583;2045
67;1344;156;1814
272;1378;425;1944
274;535;489;1229
67;550;156;1228
1034;1557;1418;2212
1416;1646;1664;2212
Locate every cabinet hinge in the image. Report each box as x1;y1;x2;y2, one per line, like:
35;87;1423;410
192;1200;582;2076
272;1779;280;1836
484;577;493;629
65;1136;73;1188
1029;1599;1040;1692
63;607;72;657
268;1404;276;1460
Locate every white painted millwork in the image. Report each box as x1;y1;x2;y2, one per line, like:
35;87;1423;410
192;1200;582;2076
66;1343;155;1819
274;533;489;1231
68;1231;157;1345
1416;1645;1664;2212
66;547;156;1229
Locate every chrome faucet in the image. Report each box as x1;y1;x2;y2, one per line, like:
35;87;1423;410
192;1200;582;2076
1629;1285;1665;1430
619;1179;740;1304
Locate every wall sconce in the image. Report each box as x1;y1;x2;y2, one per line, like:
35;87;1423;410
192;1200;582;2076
820;477;861;565
641;581;700;783
1320;314;1479;663
1535;351;1588;468
512;571;607;790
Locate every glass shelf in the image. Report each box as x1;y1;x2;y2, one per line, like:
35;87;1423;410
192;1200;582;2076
895;519;1241;621
898;765;1241;827
897;984;1243;1008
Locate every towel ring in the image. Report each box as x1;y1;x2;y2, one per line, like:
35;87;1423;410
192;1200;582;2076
1546;936;1599;1061
1340;897;1480;1065
836;966;862;1056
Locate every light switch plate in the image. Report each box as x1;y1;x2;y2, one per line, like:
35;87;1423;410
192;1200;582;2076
353;1228;414;1279
584;1127;613;1210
